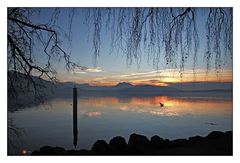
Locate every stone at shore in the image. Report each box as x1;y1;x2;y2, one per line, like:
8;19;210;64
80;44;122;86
150;135;170;148
91;140;109;155
31;130;232;156
128;133;151;154
109;136;129;155
34;146;67;155
207;131;225;139
188;136;204;144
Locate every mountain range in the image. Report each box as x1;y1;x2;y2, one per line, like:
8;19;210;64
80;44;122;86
8;71;233;94
8;71;232;110
59;81;232;92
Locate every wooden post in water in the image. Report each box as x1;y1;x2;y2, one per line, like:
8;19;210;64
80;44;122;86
73;86;78;148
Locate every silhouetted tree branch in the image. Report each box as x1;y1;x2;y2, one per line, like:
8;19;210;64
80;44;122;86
7;7;78;106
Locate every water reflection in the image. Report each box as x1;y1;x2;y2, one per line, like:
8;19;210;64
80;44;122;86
9;95;232;154
74;96;232;117
82;111;101;118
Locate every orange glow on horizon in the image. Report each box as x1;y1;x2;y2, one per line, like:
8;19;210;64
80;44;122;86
59;69;232;87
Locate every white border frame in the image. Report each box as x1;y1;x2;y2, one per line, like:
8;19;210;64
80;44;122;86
0;0;239;163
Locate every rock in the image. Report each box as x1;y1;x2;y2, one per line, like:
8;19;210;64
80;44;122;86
91;140;109;155
31;151;42;155
151;135;164;142
109;136;127;147
68;150;79;155
207;131;225;139
150;135;169;148
39;146;67;155
128;133;150;154
109;136;129;154
31;130;233;156
170;139;189;147
224;131;233;137
78;149;92;155
68;149;92;155
188;136;204;144
129;133;150;147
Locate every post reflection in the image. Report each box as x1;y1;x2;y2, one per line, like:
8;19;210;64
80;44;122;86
73;87;78;148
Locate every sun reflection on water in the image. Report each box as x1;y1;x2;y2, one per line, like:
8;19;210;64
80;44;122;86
52;95;232;117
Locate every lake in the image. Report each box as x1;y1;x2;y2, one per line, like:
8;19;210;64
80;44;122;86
8;94;232;155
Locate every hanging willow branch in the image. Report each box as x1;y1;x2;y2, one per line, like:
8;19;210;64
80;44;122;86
85;7;232;74
205;8;233;74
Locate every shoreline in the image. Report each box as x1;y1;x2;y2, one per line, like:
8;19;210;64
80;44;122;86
31;130;232;156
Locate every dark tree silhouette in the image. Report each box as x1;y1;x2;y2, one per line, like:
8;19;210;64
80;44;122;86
7;8;79;105
7;8;79;153
7;7;233;105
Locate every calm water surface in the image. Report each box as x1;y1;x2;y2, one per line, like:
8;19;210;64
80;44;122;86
8;95;232;154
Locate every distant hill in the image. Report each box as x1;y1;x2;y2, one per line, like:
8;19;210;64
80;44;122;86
58;82;133;91
58;81;179;93
114;82;133;89
116;84;179;95
62;81;232;93
8;71;233;93
8;71;51;111
169;82;232;91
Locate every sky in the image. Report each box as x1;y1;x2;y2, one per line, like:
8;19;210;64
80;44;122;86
30;8;232;86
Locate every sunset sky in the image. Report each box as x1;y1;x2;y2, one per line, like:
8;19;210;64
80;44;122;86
31;8;232;86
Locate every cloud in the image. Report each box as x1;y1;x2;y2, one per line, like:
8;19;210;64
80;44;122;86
82;111;102;118
76;71;87;74
119;71;159;78
74;67;102;74
85;67;102;73
67;68;232;86
150;111;179;116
